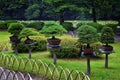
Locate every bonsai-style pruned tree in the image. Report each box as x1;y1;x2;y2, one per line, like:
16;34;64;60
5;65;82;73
100;27;114;47
8;23;25;36
40;21;67;46
77;25;98;48
40;21;67;38
8;23;25;43
19;28;39;44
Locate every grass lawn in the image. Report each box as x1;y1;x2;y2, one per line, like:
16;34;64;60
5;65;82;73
0;31;120;80
0;31;11;41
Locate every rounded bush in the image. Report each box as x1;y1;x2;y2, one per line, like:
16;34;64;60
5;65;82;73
8;23;25;36
26;21;44;30
19;28;39;39
40;21;67;36
86;22;104;32
101;27;114;45
61;22;74;31
104;23;118;33
12;36;47;53
77;25;98;44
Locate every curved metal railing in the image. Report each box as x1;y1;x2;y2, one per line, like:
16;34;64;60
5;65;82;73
0;67;33;80
0;53;90;80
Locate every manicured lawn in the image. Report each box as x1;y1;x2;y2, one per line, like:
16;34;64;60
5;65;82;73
0;31;120;80
0;31;10;41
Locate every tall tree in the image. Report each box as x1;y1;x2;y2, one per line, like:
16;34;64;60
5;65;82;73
0;0;27;20
82;0;102;22
111;0;120;25
44;0;81;24
25;4;40;20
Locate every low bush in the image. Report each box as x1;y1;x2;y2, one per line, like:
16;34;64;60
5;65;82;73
49;37;80;58
0;22;7;30
61;22;74;31
86;22;104;32
5;20;18;28
26;21;44;30
76;22;86;29
104;23;118;33
20;21;29;26
12;36;47;53
50;47;80;58
0;20;18;30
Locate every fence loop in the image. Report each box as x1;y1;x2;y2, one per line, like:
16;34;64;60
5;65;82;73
0;53;90;80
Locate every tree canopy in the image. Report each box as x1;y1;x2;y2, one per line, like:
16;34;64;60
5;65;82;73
0;0;119;23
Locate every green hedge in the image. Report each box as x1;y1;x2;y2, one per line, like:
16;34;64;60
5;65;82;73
12;36;47;53
86;22;104;32
61;22;74;31
76;22;86;29
0;22;7;30
49;37;80;58
104;23;118;33
50;47;80;58
0;20;18;30
49;36;102;58
26;21;44;30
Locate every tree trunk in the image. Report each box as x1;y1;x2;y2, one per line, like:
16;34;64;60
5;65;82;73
106;43;108;46
59;10;64;25
91;0;97;23
26;36;30;40
118;19;120;26
87;43;90;48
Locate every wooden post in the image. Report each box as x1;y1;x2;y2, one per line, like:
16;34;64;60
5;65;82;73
87;57;91;75
105;54;108;68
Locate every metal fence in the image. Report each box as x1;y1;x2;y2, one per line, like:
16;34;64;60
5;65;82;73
0;53;90;80
0;67;33;80
0;41;12;52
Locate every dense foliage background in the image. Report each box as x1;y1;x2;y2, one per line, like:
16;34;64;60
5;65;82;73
0;0;120;25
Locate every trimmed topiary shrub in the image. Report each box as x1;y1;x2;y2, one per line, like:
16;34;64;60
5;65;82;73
26;21;44;30
19;28;39;44
8;23;25;36
101;27;114;45
19;28;39;39
12;36;47;53
40;21;67;37
77;24;99;55
61;22;74;31
77;25;98;48
86;22;104;32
